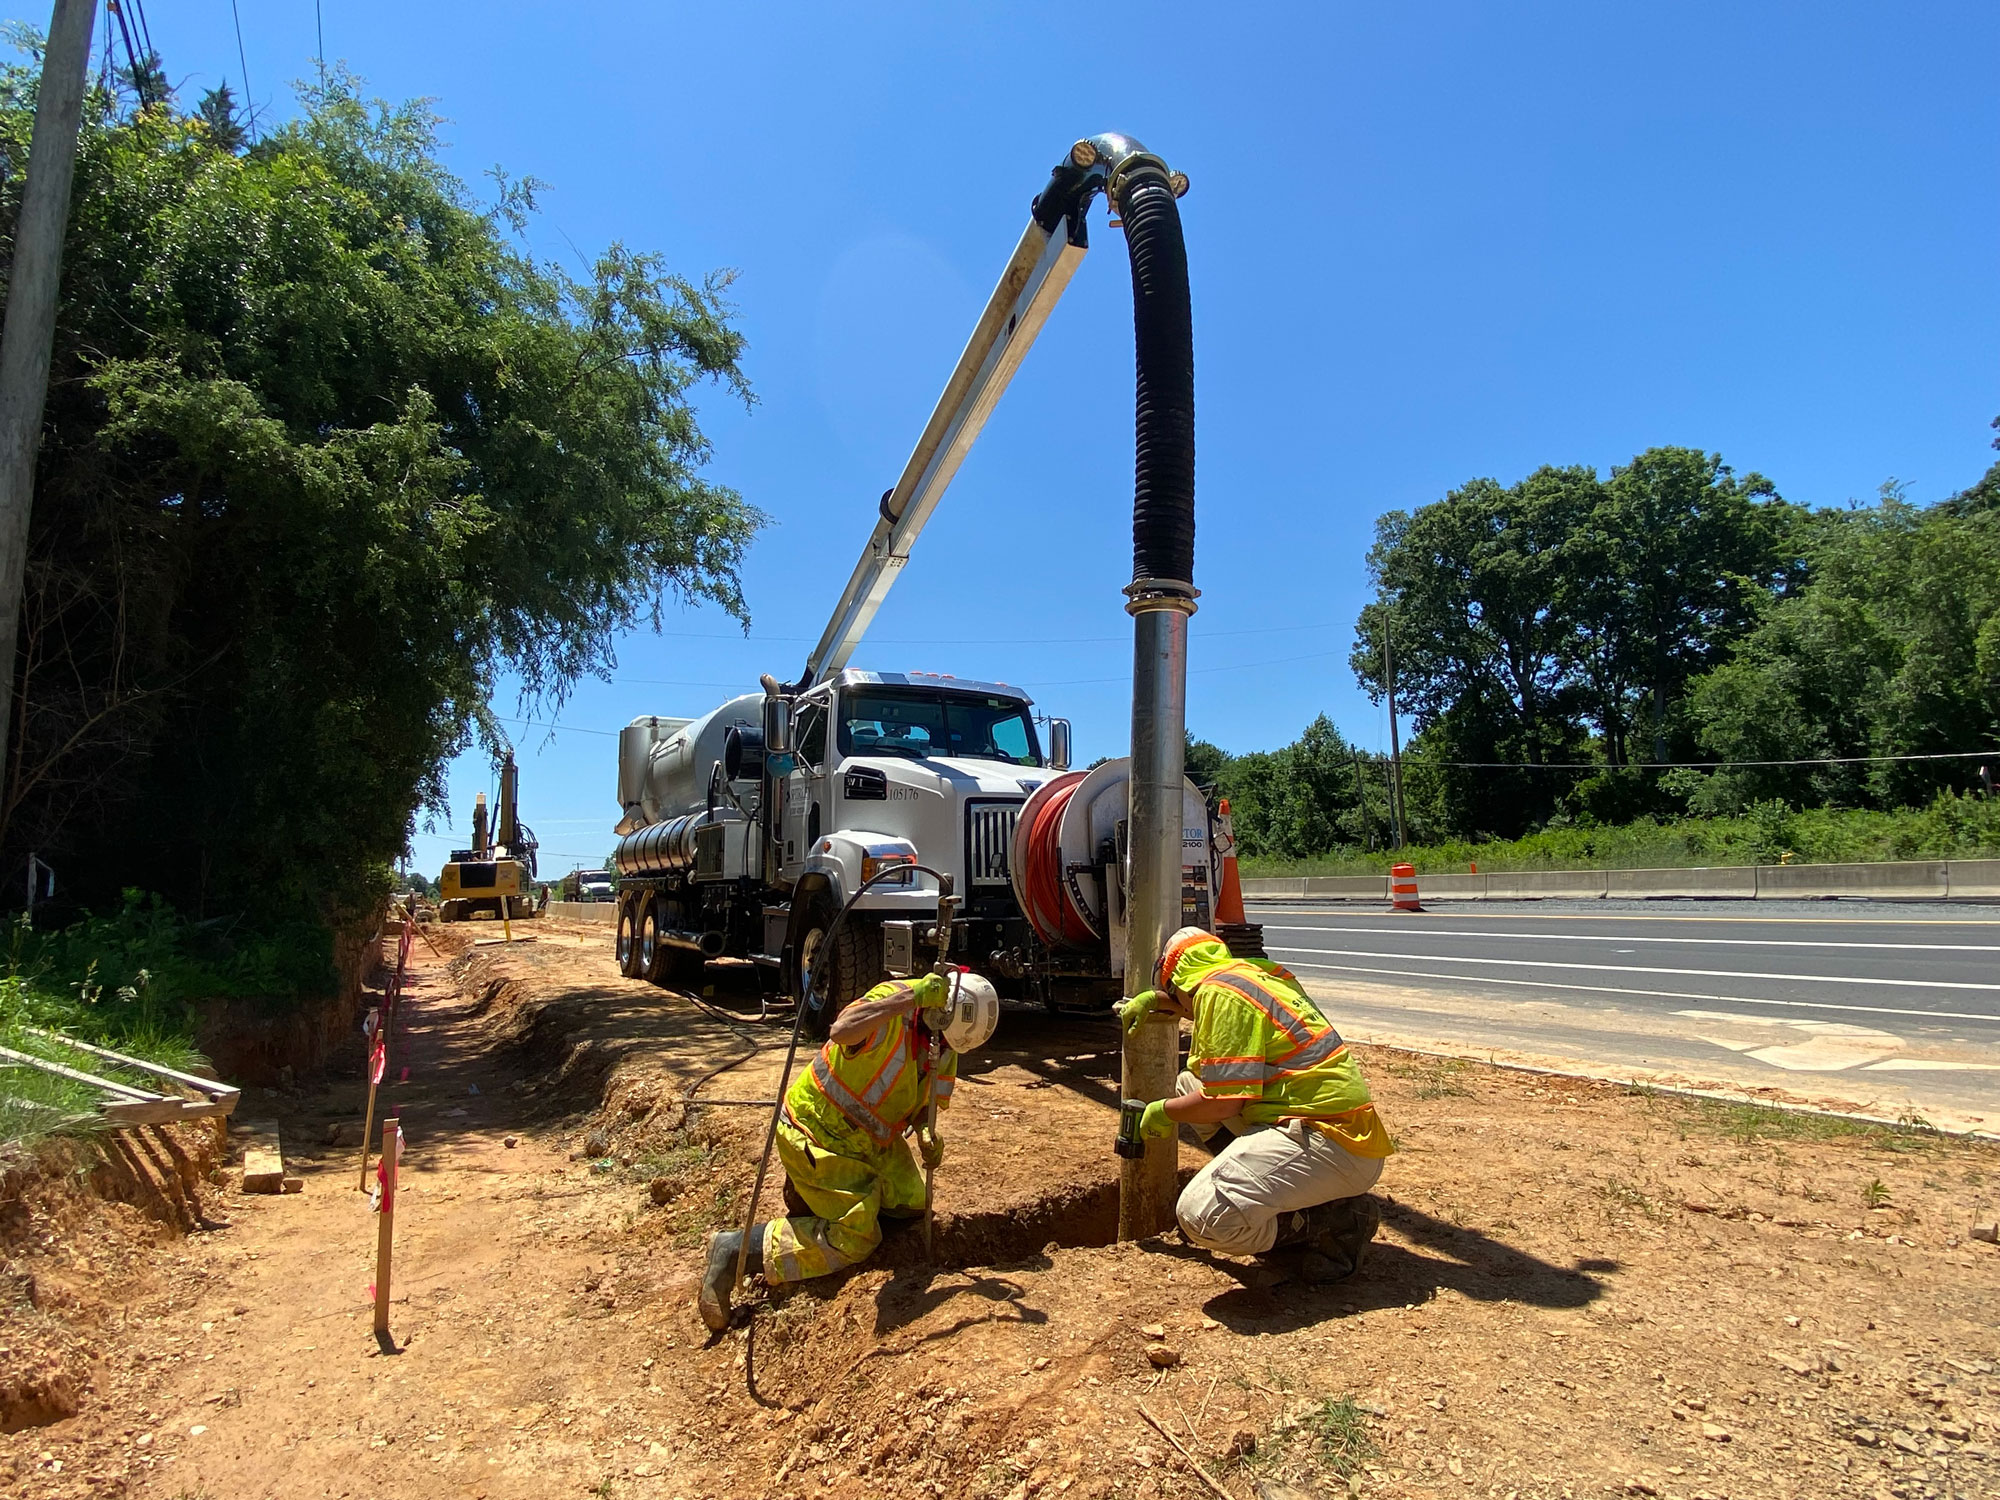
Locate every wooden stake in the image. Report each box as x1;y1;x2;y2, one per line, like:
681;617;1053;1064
373;1118;397;1337
357;1071;379;1190
1135;1402;1234;1500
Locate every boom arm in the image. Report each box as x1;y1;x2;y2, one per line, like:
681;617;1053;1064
794;208;1090;689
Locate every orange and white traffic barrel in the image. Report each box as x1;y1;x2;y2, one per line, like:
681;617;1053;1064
1389;862;1423;912
1214;798;1246;925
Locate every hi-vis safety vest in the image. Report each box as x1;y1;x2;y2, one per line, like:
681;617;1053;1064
784;980;955;1156
1188;959;1391;1155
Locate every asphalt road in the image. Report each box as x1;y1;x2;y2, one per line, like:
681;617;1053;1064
1247;898;2000;1130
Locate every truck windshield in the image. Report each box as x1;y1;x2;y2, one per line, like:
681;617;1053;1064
838;689;1040;766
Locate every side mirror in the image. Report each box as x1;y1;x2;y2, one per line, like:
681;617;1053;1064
763;695;794;756
1047;718;1072;772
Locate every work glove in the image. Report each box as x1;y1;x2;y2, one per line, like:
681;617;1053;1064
916;1125;945;1171
910;971;952;1033
1138;1099;1176;1142
1116;989;1166;1035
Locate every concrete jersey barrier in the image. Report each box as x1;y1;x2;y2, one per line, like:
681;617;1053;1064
1243;856;2000;903
548;900;618;922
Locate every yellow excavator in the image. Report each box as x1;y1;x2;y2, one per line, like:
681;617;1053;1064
438;753;540;922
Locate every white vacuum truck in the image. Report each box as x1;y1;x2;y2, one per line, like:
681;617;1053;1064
610;134;1218;1036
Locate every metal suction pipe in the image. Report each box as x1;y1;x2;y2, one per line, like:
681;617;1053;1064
1068;137;1199;1243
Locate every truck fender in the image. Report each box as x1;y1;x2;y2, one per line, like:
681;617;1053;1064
806;831;920;903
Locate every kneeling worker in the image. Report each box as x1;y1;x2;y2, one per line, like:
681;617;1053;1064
1120;928;1391;1278
698;967;999;1330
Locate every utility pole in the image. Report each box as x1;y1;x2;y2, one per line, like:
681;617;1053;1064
1351;747;1371;851
0;0;96;805
1383;630;1406;851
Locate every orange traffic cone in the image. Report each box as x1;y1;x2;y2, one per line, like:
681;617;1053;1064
1215;798;1246;925
1389;862;1423;913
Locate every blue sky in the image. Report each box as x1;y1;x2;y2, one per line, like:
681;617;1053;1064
28;2;1999;878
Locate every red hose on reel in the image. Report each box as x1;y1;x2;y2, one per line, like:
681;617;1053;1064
1021;779;1097;948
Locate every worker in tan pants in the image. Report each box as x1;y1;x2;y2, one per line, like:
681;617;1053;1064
1121;928;1392;1276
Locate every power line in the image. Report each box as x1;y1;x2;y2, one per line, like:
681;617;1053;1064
315;0;325;89
227;0;255;140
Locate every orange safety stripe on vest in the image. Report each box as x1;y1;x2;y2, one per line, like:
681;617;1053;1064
1200;968;1353;1082
794;1018;935;1147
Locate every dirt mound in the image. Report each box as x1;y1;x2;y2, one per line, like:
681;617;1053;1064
8;921;1999;1500
0;1122;223;1434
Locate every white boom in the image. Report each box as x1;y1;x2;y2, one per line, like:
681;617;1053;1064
797;216;1087;689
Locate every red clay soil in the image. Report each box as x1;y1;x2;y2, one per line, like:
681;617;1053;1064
2;916;1997;1500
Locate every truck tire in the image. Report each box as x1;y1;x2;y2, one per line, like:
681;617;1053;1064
799;906;885;1041
616;900;641;978
647;896;708;990
637;901;664;984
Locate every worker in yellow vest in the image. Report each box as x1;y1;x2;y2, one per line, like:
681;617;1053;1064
698;968;1000;1331
1119;927;1391;1279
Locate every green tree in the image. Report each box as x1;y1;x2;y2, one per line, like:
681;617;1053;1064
0;63;760;933
1351;466;1598;835
1214;716;1364;859
1682;476;2000;811
193;82;247;153
1569;447;1796;764
1184;731;1231;792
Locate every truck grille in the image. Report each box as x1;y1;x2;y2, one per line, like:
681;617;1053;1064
965;801;1020;888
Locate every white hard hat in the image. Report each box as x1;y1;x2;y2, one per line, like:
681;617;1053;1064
940;969;1000;1055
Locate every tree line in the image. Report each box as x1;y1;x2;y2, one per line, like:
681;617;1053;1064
0;52;758;948
1202;436;2000;858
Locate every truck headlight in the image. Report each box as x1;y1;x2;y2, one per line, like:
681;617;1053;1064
862;852;915;887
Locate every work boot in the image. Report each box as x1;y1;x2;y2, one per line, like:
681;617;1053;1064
697;1223;765;1332
1306;1194;1382;1279
1263;1195;1383;1281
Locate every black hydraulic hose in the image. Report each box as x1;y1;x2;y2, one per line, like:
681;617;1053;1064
1115;162;1196;595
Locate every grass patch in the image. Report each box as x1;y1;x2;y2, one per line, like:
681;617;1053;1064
1415;1057;1472;1100
1691;1099;1943;1149
1297;1396;1379;1477
1599;1176;1670;1223
0;895;297;1152
1240;789;2000;877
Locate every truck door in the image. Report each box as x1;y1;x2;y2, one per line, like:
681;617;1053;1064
780;699;828;879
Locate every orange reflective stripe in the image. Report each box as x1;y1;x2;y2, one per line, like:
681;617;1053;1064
1205;970;1319;1048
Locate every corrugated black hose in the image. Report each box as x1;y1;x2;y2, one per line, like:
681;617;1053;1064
1115;163;1196;592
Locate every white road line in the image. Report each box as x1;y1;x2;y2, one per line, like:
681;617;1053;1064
1248;907;2000;926
1273;943;2000;993
1260;923;2000;954
1283;960;2000;1025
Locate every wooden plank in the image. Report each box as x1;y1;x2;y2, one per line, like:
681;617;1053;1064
102;1098;189;1125
21;1027;236;1102
237;1117;286;1193
0;1044;166;1103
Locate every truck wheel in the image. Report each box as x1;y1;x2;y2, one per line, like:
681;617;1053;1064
616;900;641;977
646;896;707;990
799;907;885;1041
637;901;663;983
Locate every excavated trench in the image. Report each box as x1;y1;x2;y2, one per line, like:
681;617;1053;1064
446;931;1200;1276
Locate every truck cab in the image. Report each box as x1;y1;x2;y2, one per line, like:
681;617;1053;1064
772;670;1071;1026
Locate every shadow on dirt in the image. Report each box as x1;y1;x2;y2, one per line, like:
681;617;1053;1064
1134;1197;1614;1334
